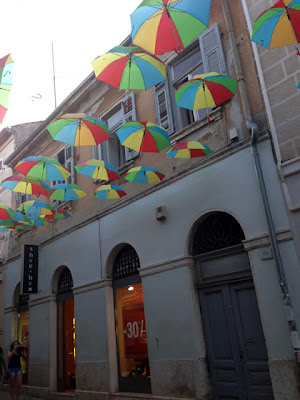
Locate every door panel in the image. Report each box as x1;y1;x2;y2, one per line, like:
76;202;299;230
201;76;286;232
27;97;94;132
199;281;274;400
229;283;273;399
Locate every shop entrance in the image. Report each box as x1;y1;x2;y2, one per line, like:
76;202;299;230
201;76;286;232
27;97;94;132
113;245;151;393
17;294;29;385
192;212;274;400
57;268;76;392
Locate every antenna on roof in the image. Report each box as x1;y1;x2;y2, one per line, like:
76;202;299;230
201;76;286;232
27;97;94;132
52;42;57;109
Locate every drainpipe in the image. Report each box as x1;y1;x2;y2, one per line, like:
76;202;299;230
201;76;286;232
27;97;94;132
250;122;300;369
221;0;300;371
221;0;252;129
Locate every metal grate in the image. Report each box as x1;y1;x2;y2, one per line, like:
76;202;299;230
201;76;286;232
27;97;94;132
18;294;29;312
193;212;245;255
57;268;73;295
113;245;140;280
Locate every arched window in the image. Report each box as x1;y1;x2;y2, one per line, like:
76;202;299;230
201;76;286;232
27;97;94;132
113;245;140;280
112;245;151;393
193;212;245;256
57;268;73;295
56;267;75;392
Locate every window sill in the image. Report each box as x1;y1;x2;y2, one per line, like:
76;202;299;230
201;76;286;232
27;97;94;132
170;106;223;145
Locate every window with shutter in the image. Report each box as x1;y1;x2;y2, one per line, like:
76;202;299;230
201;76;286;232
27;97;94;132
154;23;226;133
17;192;30;208
0;158;4;175
95;92;137;167
51;145;75;207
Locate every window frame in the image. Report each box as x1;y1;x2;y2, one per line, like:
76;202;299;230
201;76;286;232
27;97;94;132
154;22;227;134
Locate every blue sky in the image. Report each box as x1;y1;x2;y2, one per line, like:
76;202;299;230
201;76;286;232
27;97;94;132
1;0;142;127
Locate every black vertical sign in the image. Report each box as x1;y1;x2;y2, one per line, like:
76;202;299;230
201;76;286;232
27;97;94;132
23;245;38;294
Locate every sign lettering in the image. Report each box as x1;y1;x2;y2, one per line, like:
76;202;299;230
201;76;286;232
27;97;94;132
23;245;38;294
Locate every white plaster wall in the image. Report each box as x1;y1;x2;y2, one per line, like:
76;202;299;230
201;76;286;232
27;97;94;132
74;288;108;362
29;303;50;364
100;140;291;270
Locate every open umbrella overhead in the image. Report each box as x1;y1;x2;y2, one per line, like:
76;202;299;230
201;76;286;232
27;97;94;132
91;184;127;199
175;72;238;111
116;121;170;154
0;53;14;124
0;175;51;196
40;208;71;220
125;166;165;184
15;156;71;182
166;141;213;158
252;0;300;51
47;183;87;201
47;114;110;146
92;45;166;90
131;0;212;54
0;203;17;220
75;159;120;181
17;200;56;216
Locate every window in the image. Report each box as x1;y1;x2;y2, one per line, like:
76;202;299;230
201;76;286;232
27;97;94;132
0;158;4;175
94;92;137;168
52;145;75;207
17;192;31;208
154;23;227;133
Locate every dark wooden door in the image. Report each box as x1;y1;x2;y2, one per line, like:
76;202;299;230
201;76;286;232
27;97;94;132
199;281;274;400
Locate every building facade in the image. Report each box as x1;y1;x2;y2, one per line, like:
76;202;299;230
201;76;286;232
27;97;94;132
1;1;300;400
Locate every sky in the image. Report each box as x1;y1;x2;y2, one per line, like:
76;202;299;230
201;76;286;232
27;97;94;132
0;0;142;128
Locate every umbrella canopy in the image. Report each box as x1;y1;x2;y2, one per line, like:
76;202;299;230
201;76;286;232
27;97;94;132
47;183;87;201
17;200;56;216
175;72;238;110
11;212;32;225
125;166;165;184
92;45;166;90
167;141;213;158
47;113;110;146
27;216;49;227
40;208;71;220
116;121;170;154
0;175;51;196
75;159;120;181
131;0;212;54
91;184;127;199
15;156;71;182
252;0;300;50
0;54;14;124
0;203;17;220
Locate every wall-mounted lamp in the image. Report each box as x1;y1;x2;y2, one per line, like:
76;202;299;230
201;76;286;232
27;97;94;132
128;285;134;291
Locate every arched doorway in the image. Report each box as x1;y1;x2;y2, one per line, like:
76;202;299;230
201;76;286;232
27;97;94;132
17;293;29;385
56;267;76;392
192;212;274;400
112;245;151;393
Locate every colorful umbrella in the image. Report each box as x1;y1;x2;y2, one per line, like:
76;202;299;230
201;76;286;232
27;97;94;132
0;203;17;220
92;45;166;90
75;159;120;181
11;212;32;225
251;0;300;51
0;175;51;196
91;184;127;199
298;80;300;89
17;200;56;216
116;121;170;154
27;216;49;227
166;141;213;158
47;113;110;146
0;54;14;124
131;0;212;54
47;183;87;201
40;208;71;220
125;166;165;184
15;156;71;182
175;72;238;111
